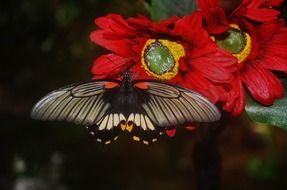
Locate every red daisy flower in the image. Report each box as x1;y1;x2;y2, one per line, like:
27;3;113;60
198;0;283;33
197;0;287;115
89;13;236;104
229;0;284;29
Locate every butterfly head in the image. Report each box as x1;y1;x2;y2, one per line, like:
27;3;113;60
120;70;133;83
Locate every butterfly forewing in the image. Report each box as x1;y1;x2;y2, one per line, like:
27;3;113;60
31;80;120;126
133;81;221;129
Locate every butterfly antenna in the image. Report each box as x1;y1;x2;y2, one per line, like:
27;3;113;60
131;71;139;81
105;56;135;80
120;61;136;81
104;55;140;81
105;56;124;71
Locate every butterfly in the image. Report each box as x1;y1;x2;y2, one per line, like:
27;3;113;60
31;71;221;145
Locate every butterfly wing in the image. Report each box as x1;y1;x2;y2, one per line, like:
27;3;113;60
118;80;221;145
132;80;221;129
31;78;221;145
124;112;166;145
31;80;125;144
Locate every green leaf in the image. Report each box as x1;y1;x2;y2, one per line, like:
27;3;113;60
245;79;287;130
245;156;277;180
145;0;197;22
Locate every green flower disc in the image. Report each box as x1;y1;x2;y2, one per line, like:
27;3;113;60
144;41;175;75
215;29;246;54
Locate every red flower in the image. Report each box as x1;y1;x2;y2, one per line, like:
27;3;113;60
90;13;236;104
230;0;283;29
198;0;283;33
197;0;287;115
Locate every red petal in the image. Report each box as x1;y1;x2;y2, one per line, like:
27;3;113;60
184;71;225;103
191;50;236;83
196;0;216;10
241;62;283;105
232;0;281;22
196;0;228;34
129;62;151;80
223;76;245;116
128;15;177;33
172;13;218;56
256;21;278;42
91;54;130;78
260;55;287;73
268;0;284;6
263;70;283;99
261;24;287;57
95;14;135;35
247;0;267;8
243;8;280;22
173;13;210;45
90;31;134;57
256;0;284;7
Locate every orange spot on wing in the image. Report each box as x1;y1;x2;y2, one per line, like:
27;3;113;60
104;82;120;89
185;125;197;131
134;82;149;90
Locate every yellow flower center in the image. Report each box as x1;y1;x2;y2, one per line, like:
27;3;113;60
213;24;252;64
141;39;185;80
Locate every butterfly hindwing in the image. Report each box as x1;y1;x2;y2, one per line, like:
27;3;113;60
124;112;165;145
87;113;126;144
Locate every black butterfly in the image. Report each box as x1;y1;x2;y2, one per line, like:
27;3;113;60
31;72;221;145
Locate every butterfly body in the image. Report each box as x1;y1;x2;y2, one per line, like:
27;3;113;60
31;72;221;145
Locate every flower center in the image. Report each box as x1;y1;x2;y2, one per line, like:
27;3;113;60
141;39;185;80
214;24;251;63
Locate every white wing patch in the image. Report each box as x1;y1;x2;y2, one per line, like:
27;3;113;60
125;113;156;132
127;114;134;122
98;115;109;131
113;114;119;126
90;112;160;145
97;113;126;131
134;114;140;126
140;115;147;131
124;113;159;145
144;115;155;131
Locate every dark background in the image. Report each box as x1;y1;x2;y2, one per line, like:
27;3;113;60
1;0;287;190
